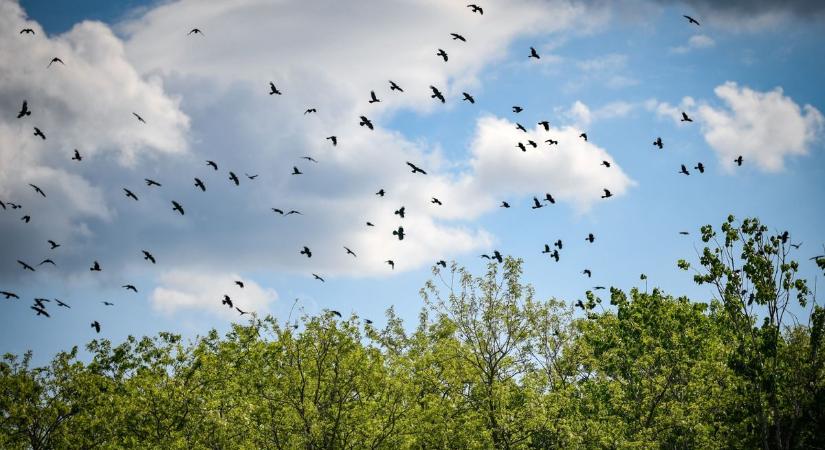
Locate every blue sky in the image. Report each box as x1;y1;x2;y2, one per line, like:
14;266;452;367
2;0;824;365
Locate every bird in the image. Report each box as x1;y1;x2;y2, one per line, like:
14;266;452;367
492;251;504;263
91;321;101;333
145;178;161;187
527;140;538;148
31;305;50;317
194;178;206;191
102;301;114;306
291;166;303;175
546;139;558;146
436;49;448;62
1;291;19;299
542;244;551;254
90;261;101;271
554;240;563;250
17;260;35;272
451;33;466;42
694;162;705;173
538;121;549;131
235;280;244;288
389;80;403;92
386;260;395;270
55;299;70;308
790;242;803;250
376;189;385;197
286;210;302;215
344;247;357;257
679;164;690;175
575;300;585;310
326;136;337;146
601;189;612;199
38;259;56;267
544;193;556;204
72;149;82;161
513;106;524;113
21;215;31;223
188;28;204;35
228;172;240;185
236;307;250;316
365;319;373;325
48;240;60;250
269;82;281;95
594;286;606;290
47;57;64;67
33;298;50;308
437;260;447;268
142;250;156;264
33;127;46;140
20;28;35;35
222;295;233;308
579;132;588;141
366;222;375;227
679;231;690;235
583;269;592;278
313;273;325;282
734;155;743;166
394;206;406;218
206;160;218;170
779;231;790;244
550;250;559;262
529;47;540;59
300;246;312;258
406;162;427;174
431;197;442;206
17;100;31;118
172;201;185;215
122;285;138;293
653;137;663;149
517;142;527;152
516;123;527;132
300;156;318;163
271;208;284;215
531;197;543;209
330;310;342;318
683;15;700;25
586;233;595;243
368;90;381;103
467;4;483;14
393;226;405;240
132;112;146;124
29;184;46;197
123;188;138;201
462;92;475;103
680;111;693;122
500;201;510;208
359;116;374;130
430;86;445;103
304;108;317;114
601;161;611;168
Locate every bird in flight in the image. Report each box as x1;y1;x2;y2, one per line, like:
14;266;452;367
300;156;318;163
326;136;337;146
188;28;204;35
17;100;31;118
450;33;466;42
586;233;595;243
515;123;527;133
304;108;317;114
29;184;46;197
542;244;552;254
122;285;138;293
132;112;146;124
538;120;549;131
431;197;442;206
579;132;588;141
366;222;375;227
31;305;50;317
679;164;690;176
531;197;543;209
406;162;427;175
300;246;312;258
683;15;700;25
359;116;374;130
291;166;303;175
269;82;282;95
206;160;218;170
517;142;527;152
47;57;64;67
653;137;663;149
55;299;70;308
313;273;325;282
20;28;35;35
679;231;690;235
554;239;563;250
394;206;406;218
21;215;31;223
694;162;705;173
369;90;381;103
389;80;403;92
229;171;240;185
430;86;446;103
235;280;245;288
33;127;46;140
48;240;60;250
247;173;260;180
330;310;342;318
462;92;475;103
91;321;101;333
222;295;233;308
1;291;19;299
481;251;504;263
467;4;483;14
513;106;524;113
145;178;161;187
680;111;693;122
194;178;206;191
546;139;558;146
544;193;555;204
529;47;540;59
601;161;611;168
90;261;101;271
172;201;185;215
72;149;82;161
393;226;405;240
386;260;395;270
17;260;35;272
344;247;357;257
734;155;743;166
583;269;592;278
437;260;447;268
38;259;56;267
236;307;250;316
376;189;385;197
436;49;448;62
601;189;612;199
500;201;510;208
124;188;139;201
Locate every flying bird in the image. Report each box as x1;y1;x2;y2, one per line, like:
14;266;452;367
437;260;447;268
583;269;592;278
601;189;612;199
531;197;543;209
235;280;244;288
550;250;559;262
430;86;445;103
229;171;240;185
406;162;427;174
142;250;156;264
389;80;404;92
47;57;64;67
29;184;45;197
90;261;101;271
48;240;60;249
91;321;101;333
513;106;524;113
450;33;466;42
436;48;448;62
680;111;693;122
369;90;380;103
734;155;743;166
517;142;527;152
394;206;406;218
300;156;317;163
386;260;395;270
55;299;70;308
542;244;551;254
326;136;337;146
236;307;250;316
546;139;558;146
579;132;588;141
31;305;50;317
679;231;690;235
72;149;82;161
194;178;206;191
17;100;31;118
38;259;56;267
500;201;510;208
122;285;138;293
222;295;233;307
172;201;184;215
366;222;375;227
653;137;663;149
694;162;705;173
206;160;218;170
269;82;281;95
21;215;31;223
291;166;303;175
304;108;317;114
359;116;374;130
300;246;312;258
431;197;442;206
467;4;483;14
544;193;555;204
145;178;161;187
20;28;35;35
330;310;342;318
1;291;19;299
683;15;700;25
344;247;357;257
393;226;405;240
132;112;146;123
538;120;549;131
529;47;540;59
188;28;204;35
462;92;475;103
679;164;690;176
33;127;46;140
376;189;385;197
586;233;595;243
17;260;35;272
516;123;527;132
124;188;139;201
313;273;325;282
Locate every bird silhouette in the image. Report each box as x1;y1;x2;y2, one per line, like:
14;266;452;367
680;111;693;122
467;4;483;14
550;250;559;262
779;231;790;244
376;189;385;197
31;305;50;317
90;261;101;271
300;246;312;258
366;222;375;227
368;90;380;103
679;231;690;235
394;206;406;218
389;80;404;92
694;162;705;173
47;57;64;67
436;49;448;62
271;208;284;215
172;201;184;215
234;280;244;288
38;259;55;266
207;160;218;170
393;226;405;240
517;142;527;152
683;15;700;25
531;197;543;209
91;321;100;333
124;188;138;201
546;139;558;146
430;86;445;103
406;162;427;174
142;249;156;264
145;178;161;187
492;251;504;263
437;260;447;268
579;132;588;141
55;299;70;308
104;303;117;309
359;116;374;130
554;239;563;249
326;136;338;146
529;47;540;59
462;92;475;103
48;240;60;250
72;149;82;161
17;100;31;118
330;310;342;317
544;193;556;204
304;108;317;114
122;285;138;293
653;137;663;149
516;123;527;132
513;106;524;113
344;247;357;257
313;273;325;282
300;156;318;163
21;215;31;223
583;269;592;278
538;120;549;131
29;184;45;197
33;298;51;308
679;164;690;175
451;33;466;42
20;28;35;35
291;166;303;175
188;28;204;35
734;155;743;166
236;307;250;316
602;161;611;168
542;244;551;254
194;178;206;191
229;172;240;185
527;140;537;148
431;197;442;206
17;260;35;272
501;201;510;208
586;233;595;243
1;291;19;299
601;189;612;199
386;260;395;270
222;295;233;308
132;112;146;123
33;127;46;140
286;210;302;215
575;300;585;310
267;81;282;95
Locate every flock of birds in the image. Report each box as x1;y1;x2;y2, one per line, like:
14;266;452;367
2;8;751;334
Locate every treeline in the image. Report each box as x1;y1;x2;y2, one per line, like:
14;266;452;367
1;216;823;449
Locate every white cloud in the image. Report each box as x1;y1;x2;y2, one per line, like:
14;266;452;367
151;271;277;319
670;34;716;54
564;100;636;128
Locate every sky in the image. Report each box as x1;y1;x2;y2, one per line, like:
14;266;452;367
2;0;824;365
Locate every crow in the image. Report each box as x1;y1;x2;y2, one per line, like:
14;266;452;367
304;108;317;114
236;307;250;316
679;231;690;235
20;28;35;35
269;82;281;95
394;206;406;218
389;80;404;92
124;188;139;201
313;273;325;282
17;100;31;118
142;250;156;264
286;210;302;215
653;137;663;149
529;46;540;59
430;86;446;103
188;28;204;35
601;189;612;199
462;92;475;103
531;197;543;209
393;226;405;240
554;240;563;250
680;111;693;122
29;184;46;197
376;189;385;197
544;193;555;204
1;291;19;299
527;140;538;148
679;164;690;175
222;295;233;308
406;162;427;174
602;161;611;168
132;112;146;123
47;57;64;67
300;157;317;163
235;280;244;288
102;301;114;306
38;259;55;266
344;247;357;257
145;178;161;187
386;260;395;270
550;250;559;262
17;260;35;272
72;149;82;161
431;197;442;206
583;269;592;278
207;160;218;170
55;299;70;308
546;139;558;146
300;246;312;258
542;244;551;254
517;142;527;152
436;49;448;62
291;166;303;175
467;4;483;14
21;215;31;223
500;201;510;208
734;155;743;166
122;285;138;293
90;261;101;271
538;120;549;131
229;172;240;185
683;15;700;25
437;260;447;268
586;233;595;243
516;123;527;132
513;106;524;113
326;136;338;146
48;240;60;249
451;32;467;42
91;321;101;333
330;310;342;317
579;132;588;141
368;90;380;104
172;201;184;215
359;116;374;130
694;162;705;173
33;127;46;139
31;305;50;317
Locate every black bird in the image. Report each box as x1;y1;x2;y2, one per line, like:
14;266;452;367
33;127;46;140
602;161;611;168
694;162;705;173
575;300;585;310
546;139;558;146
734;155;743;166
583;269;592;278
17;260;35;272
513;106;524;113
269;82;281;95
430;86;445;103
304;108;317;114
34;298;51;308
579;132;588;141
72;149;82;161
20;28;35;35
544;193;555;204
437;49;448;62
437;260;447;268
236;307;250;316
601;189;612;199
206;160;218;170
653;137;663;149
21;215;31;223
679;231;690;235
188;28;204;35
17;100;31;118
529;47;540;59
542;244;551;254
235;280;244;288
330;310;342;317
172;201;184;215
368;90;380;103
1;291;19;299
683;15;700;25
55;299;70;308
365;319;373;325
517;142;527;152
271;208;284;215
679;164;690;175
229;171;240;185
467;4;483;14
406;162;427;174
538;120;549;131
393;226;405;240
326;136;337;146
38;259;55;266
48;240;60;249
132;112;146;123
680;111;693;122
531;197;543;209
481;251;503;263
313;273;325;282
122;285;138;293
47;57;64;67
462;92;475;103
527;140;538;148
394;206;406;218
376;189;385;197
431;197;442;206
194;178;206;191
142;250;156;264
451;33;466;42
31;305;50;317
91;321;100;333
359;116;374;130
500;201;510;208
790;242;802;250
386;260;395;270
550;250;559;262
124;188;139;201
300;246;312;258
554;239;563;250
222;295;233;308
344;247;357;257
300;157;317;163
586;233;595;243
366;222;375;227
29;184;46;197
516;123;527;132
286;210;302;215
145;178;161;187
779;230;790;244
389;80;404;92
291;166;303;175
90;261;101;271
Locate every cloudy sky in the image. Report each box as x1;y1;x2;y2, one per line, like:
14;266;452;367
2;0;824;362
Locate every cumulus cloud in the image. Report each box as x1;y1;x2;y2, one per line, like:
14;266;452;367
563;100;636;128
151;271;277;319
670;34;715;54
